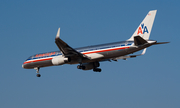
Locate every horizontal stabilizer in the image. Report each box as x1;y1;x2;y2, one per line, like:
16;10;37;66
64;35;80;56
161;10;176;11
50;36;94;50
134;36;148;46
153;42;170;45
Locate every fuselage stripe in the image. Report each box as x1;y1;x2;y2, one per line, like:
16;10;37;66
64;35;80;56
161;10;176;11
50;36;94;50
23;57;53;64
23;46;130;65
82;46;129;54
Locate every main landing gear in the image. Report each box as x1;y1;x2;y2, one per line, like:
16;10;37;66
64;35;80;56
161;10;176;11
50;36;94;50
93;68;101;72
34;67;41;77
77;62;102;72
77;65;85;70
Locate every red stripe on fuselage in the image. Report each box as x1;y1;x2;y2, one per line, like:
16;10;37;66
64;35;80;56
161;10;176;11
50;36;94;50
23;46;130;65
82;46;130;54
23;57;53;64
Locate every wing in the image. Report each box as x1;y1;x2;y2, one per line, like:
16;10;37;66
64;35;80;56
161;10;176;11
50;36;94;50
55;28;89;59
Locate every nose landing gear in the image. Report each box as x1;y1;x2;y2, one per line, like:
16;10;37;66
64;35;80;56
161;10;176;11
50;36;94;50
34;67;41;77
36;74;41;77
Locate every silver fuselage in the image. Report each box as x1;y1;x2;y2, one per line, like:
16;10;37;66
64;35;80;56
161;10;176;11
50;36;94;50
22;40;155;69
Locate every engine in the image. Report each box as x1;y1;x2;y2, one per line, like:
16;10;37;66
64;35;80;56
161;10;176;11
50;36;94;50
52;55;71;65
77;62;100;70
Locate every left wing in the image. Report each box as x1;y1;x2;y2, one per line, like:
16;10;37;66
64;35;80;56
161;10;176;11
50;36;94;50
55;28;90;59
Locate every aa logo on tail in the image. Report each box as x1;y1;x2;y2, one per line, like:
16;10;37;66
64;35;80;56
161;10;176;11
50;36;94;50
137;23;149;35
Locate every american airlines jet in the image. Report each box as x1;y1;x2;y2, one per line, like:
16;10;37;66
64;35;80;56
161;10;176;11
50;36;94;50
22;10;168;77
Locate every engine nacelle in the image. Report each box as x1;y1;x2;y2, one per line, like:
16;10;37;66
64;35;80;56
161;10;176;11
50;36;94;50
52;55;71;65
80;62;100;70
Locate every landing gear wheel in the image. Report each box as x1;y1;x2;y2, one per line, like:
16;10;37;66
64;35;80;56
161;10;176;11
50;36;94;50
77;65;85;69
93;68;101;72
36;74;41;77
77;65;81;69
34;67;41;77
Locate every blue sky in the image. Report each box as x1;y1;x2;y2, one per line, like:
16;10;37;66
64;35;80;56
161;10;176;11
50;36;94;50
0;0;179;108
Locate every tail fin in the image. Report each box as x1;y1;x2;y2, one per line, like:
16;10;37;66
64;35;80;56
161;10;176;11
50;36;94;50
128;10;157;41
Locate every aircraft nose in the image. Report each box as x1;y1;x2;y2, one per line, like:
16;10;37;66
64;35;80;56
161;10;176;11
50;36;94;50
22;64;24;68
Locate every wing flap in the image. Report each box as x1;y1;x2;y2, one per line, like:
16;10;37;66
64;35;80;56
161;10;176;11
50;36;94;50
86;53;104;60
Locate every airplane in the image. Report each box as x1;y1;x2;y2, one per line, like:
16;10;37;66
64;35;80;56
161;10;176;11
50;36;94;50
22;10;169;77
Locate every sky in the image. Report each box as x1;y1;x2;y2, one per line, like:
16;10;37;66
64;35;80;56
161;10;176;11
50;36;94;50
0;0;179;108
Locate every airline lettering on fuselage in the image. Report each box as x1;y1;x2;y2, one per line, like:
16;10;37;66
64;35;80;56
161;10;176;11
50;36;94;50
137;23;149;35
35;52;56;58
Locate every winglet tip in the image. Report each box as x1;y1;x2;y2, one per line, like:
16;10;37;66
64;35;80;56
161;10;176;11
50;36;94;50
56;27;60;38
142;48;147;55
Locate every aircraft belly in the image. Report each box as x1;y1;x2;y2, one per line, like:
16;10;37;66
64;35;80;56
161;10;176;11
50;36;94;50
67;46;150;64
102;47;144;59
102;48;131;58
23;60;53;69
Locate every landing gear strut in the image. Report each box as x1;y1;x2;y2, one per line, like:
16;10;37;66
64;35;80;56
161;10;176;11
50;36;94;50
34;67;41;77
77;59;85;69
